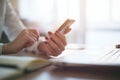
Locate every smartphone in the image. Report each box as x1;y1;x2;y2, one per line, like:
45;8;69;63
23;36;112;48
57;19;75;34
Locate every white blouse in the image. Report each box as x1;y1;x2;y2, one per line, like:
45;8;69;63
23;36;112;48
0;0;25;54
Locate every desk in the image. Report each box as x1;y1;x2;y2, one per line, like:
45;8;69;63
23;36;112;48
14;65;120;80
12;45;120;80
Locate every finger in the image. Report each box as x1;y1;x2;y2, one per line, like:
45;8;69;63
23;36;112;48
47;31;65;50
21;29;39;41
55;31;67;45
30;29;40;36
44;42;58;56
23;35;37;47
44;35;62;56
27;33;38;42
63;27;71;34
47;39;62;56
38;42;52;56
29;29;40;40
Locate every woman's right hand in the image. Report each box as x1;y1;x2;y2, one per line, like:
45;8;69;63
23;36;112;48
3;29;40;54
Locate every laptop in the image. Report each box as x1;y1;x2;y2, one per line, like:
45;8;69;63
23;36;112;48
50;44;120;72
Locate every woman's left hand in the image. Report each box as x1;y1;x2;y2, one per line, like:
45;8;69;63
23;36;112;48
37;31;67;56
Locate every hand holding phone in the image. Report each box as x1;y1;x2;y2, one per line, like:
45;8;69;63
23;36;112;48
57;19;75;34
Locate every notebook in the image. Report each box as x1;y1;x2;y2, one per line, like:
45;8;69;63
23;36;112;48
0;56;51;80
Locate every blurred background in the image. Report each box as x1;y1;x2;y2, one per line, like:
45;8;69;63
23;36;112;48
11;0;120;48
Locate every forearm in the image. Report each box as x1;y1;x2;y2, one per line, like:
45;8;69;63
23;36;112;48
0;43;11;55
2;43;16;55
2;43;9;55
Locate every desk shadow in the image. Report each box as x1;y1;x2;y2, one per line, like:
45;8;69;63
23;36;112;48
50;66;120;80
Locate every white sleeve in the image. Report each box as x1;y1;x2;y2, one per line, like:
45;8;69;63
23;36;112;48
4;0;25;41
3;0;42;54
0;43;3;55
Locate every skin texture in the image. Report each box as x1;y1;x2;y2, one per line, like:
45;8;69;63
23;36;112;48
37;27;71;56
3;29;39;54
3;27;71;57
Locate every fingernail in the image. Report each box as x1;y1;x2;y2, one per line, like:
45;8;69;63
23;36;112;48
34;38;37;41
48;31;52;35
56;30;59;33
45;41;47;44
45;37;49;40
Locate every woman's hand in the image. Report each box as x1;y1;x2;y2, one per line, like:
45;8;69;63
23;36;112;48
38;31;67;57
3;29;39;54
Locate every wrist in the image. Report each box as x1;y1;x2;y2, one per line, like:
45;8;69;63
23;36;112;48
0;43;3;55
2;43;15;54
